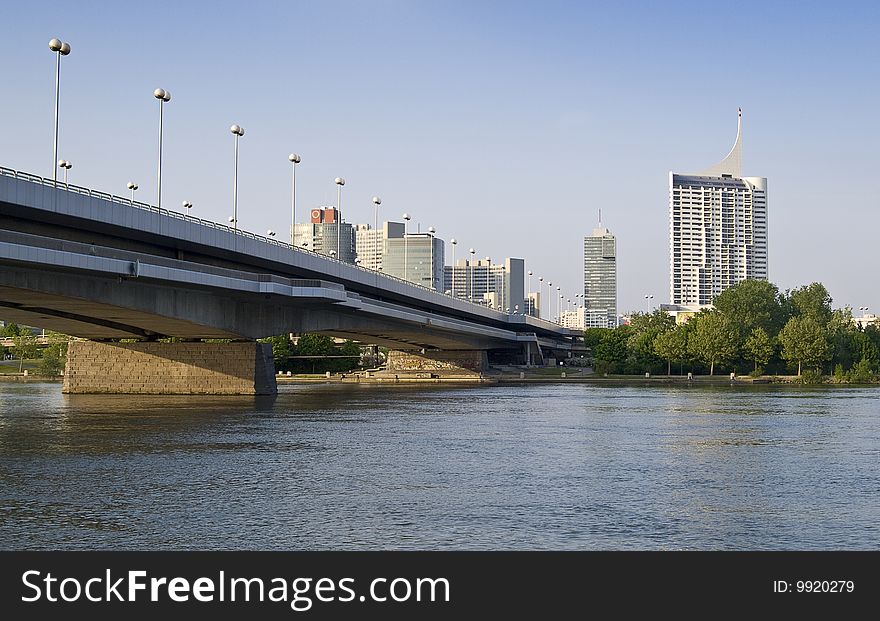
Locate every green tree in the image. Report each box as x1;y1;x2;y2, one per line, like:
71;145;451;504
743;327;775;373
627;310;675;372
39;346;64;376
259;334;294;370
653;326;688;376
826;308;857;370
787;283;833;325
593;326;632;374
12;331;39;373
1;322;21;337
713;279;786;339
779;315;831;376
688;311;738;375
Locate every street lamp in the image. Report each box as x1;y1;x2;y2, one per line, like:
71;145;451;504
450;238;457;298
267;229;276;237
372;196;381;232
402;213;411;282
469;247;476;301
335;177;345;260
527;270;533;309
153;88;171;212
182;200;192;216
538;276;543;318
428;226;436;289
556;285;561;322
127;182;138;205
230;124;245;234
288;153;301;245
57;159;71;186
48;38;71;182
547;281;552;320
644;294;654;313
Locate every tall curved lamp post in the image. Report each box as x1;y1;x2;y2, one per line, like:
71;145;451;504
48;38;71;182
372;196;381;232
469;247;476;301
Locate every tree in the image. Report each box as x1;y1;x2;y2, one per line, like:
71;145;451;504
653;326;688;375
627;310;675;372
1;322;21;338
826;308;857;370
787;283;833;325
259;334;294;370
688;311;738;375
11;331;39;373
593;326;632;374
779;315;831;376
713;279;786;339
743;327;774;373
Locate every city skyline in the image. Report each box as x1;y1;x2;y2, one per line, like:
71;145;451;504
2;1;878;314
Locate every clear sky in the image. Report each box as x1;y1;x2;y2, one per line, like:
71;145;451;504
3;1;878;315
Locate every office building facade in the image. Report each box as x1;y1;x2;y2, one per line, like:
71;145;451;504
292;207;356;264
583;224;617;328
354;221;405;272
443;258;525;313
383;233;445;290
669;109;768;307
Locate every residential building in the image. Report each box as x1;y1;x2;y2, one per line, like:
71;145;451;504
669;108;768;307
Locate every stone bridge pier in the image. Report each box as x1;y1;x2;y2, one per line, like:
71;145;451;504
62;341;277;395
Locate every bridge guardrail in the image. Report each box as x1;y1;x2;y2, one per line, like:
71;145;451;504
0;165;568;331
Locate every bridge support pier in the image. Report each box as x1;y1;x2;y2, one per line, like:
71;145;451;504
386;349;487;375
62;341;277;395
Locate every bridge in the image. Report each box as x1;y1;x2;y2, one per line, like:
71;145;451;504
0;166;583;394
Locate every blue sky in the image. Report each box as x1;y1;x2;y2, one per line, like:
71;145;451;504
3;0;878;315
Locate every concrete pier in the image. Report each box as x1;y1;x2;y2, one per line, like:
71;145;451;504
62;341;277;395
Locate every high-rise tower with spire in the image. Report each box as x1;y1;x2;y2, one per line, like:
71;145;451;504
668;109;768;307
583;209;617;328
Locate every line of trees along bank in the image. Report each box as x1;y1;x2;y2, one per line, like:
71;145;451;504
260;334;362;373
587;281;880;382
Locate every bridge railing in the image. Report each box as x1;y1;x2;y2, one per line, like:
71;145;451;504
0;165;567;331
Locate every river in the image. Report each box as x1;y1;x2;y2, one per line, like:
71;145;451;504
1;381;877;550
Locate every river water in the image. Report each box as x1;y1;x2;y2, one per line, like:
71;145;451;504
0;381;877;550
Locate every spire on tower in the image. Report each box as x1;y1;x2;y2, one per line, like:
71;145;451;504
699;108;743;177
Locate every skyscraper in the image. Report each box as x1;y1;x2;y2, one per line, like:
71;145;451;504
292;207;356;263
383;232;445;290
443;258;525;312
669;109;768;307
355;221;405;271
583;215;617;328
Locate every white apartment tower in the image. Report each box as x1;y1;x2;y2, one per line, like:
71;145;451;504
669;109;768;307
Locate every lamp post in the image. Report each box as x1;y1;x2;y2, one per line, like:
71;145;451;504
57;159;71;187
127;182;138;205
48;38;71;182
402;213;411;282
469;247;475;301
182;200;192;216
644;294;654;313
267;229;276;237
230;124;245;234
288;153;301;245
556;286;561;323
527;270;533;313
153;88;171;212
335;177;345;260
538;276;543;318
428;226;436;289
450;238;457;297
485;256;493;307
372;196;381;232
547;281;552;320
